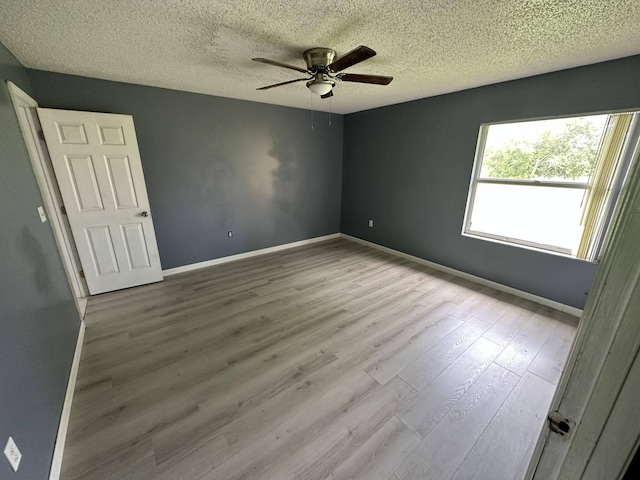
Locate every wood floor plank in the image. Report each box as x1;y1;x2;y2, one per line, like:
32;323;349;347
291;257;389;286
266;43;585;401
154;434;231;480
153;350;340;466
448;287;498;321
72;311;347;422
324;416;421;480
527;316;577;385
62;393;198;479
398;316;492;391
214;356;379;452
449;372;556;480
482;300;536;347
398;337;504;439
204;374;407;480
67;438;157;480
493;310;556;376
471;291;520;323
59;239;576;480
421;276;481;305
364;308;461;385
394;364;520;480
255;377;417;480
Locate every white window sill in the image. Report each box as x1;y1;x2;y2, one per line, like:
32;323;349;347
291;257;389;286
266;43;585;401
461;231;598;264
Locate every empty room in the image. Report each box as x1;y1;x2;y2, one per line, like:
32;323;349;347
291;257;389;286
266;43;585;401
1;1;640;480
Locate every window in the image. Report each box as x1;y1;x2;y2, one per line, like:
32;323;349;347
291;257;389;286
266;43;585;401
463;111;639;261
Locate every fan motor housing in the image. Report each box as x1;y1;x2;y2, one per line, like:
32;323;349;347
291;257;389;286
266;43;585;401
303;48;336;70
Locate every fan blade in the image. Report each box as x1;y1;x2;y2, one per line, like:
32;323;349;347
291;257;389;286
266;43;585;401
328;46;376;72
257;78;309;90
252;58;309;74
338;73;393;85
321;90;334;99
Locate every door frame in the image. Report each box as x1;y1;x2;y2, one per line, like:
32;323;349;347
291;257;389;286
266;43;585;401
7;81;89;313
527;132;640;479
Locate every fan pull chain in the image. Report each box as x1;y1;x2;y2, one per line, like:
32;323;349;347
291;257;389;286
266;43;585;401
310;94;314;130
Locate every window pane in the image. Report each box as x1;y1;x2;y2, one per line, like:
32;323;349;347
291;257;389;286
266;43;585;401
469;183;586;253
480;115;609;183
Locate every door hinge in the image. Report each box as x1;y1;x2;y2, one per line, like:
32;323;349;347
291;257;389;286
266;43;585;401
38;129;45;141
61;205;67;215
548;411;574;438
79;270;85;279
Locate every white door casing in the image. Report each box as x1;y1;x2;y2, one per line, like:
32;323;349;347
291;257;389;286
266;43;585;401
529;135;640;479
7;81;89;309
37;108;163;295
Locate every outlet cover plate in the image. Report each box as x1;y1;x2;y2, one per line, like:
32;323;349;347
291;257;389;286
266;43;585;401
4;436;22;472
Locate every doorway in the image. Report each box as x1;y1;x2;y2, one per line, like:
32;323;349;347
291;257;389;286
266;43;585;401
8;81;163;304
8;81;89;316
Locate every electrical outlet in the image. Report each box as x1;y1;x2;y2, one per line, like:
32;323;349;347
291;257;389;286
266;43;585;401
4;436;22;472
227;231;233;238
368;219;374;227
37;206;47;223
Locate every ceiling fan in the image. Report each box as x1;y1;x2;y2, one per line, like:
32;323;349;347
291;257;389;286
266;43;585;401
252;45;393;98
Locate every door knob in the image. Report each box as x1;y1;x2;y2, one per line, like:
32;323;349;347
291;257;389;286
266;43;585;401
140;211;149;217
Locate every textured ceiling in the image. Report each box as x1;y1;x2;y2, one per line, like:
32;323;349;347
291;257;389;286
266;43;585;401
1;0;640;114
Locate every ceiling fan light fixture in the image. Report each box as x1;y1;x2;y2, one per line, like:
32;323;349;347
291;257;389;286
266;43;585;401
254;45;392;97
306;79;334;96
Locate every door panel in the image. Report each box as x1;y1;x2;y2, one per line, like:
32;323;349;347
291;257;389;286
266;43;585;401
38;108;163;294
98;125;126;145
86;226;119;274
121;223;151;269
106;156;138;208
56;122;88;144
66;155;103;211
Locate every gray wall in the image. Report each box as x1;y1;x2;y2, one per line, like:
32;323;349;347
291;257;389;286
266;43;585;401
0;44;80;479
342;55;640;309
27;71;344;270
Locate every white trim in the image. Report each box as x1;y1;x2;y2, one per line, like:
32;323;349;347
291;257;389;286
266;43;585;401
6;81;89;305
7;80;37;108
462;231;579;260
340;233;583;318
162;234;341;276
462;124;488;236
475;178;589;189
528;126;640;480
49;320;85;480
77;297;88;320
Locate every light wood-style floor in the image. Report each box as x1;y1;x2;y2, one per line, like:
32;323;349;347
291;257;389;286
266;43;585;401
61;239;577;480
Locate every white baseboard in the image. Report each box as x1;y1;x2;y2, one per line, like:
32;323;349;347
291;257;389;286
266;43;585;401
49;320;85;480
76;297;88;320
163;233;341;277
340;234;583;318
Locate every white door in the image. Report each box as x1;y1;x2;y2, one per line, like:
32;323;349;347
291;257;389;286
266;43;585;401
528;142;640;479
37;108;163;295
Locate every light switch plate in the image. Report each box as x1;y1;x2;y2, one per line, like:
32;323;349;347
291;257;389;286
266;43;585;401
4;436;22;472
37;206;47;223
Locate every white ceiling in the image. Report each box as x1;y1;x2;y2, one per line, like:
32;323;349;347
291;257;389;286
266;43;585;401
1;0;640;114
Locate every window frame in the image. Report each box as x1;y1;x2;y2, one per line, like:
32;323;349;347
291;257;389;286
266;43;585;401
461;115;624;260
